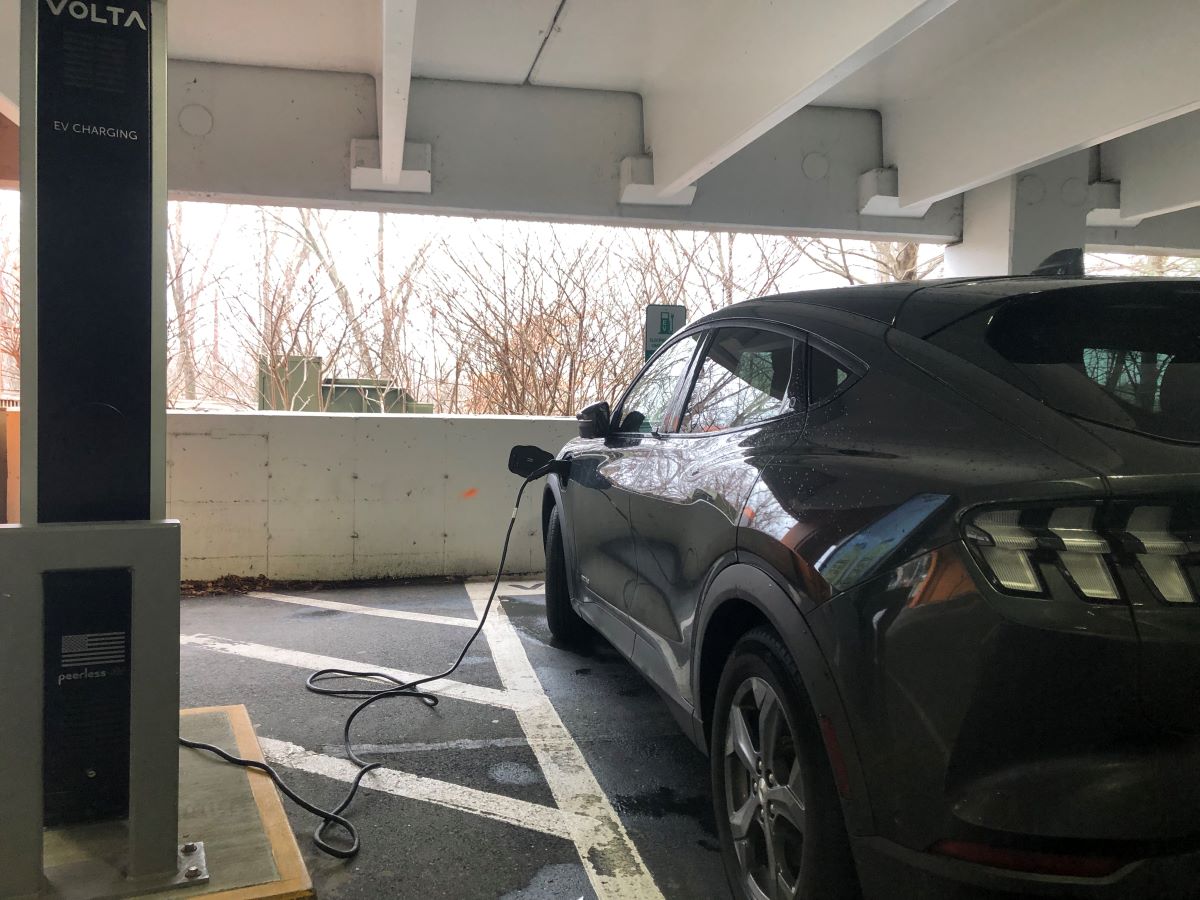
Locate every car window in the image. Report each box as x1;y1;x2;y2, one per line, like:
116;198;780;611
809;342;858;405
616;334;699;433
679;328;799;433
929;284;1200;442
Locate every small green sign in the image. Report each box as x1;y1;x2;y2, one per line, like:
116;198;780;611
644;304;686;360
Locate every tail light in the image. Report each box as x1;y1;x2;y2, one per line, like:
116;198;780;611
963;502;1199;605
1125;506;1192;604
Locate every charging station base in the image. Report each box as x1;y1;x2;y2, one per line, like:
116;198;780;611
41;706;312;900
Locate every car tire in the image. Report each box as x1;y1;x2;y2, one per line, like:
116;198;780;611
544;505;591;646
711;627;859;900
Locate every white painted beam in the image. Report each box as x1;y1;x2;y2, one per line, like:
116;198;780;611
890;0;1200;209
377;0;416;184
1101;110;1200;221
0;0;19;124
618;156;695;207
353;0;430;193
858;168;932;218
1085;181;1144;229
350;138;431;193
643;0;958;197
1087;205;1200;256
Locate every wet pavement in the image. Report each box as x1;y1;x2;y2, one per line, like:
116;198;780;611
180;579;730;899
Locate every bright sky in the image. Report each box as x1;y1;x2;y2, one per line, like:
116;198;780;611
0;186;940;407
0;184;1183;408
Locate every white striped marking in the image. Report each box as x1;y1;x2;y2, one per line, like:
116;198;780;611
248;591;479;629
330;736;530;755
179;633;527;711
259;737;575;840
466;581;664;900
187;580;665;899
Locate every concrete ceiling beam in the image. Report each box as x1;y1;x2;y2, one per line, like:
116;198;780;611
888;0;1200;209
1100;110;1200;222
166;62;963;240
642;0;959;198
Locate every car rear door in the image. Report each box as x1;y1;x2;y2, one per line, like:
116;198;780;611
622;324;807;702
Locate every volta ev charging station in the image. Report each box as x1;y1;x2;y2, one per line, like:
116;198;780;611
0;1;195;896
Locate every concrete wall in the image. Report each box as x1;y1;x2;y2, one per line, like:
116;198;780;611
166;411;578;581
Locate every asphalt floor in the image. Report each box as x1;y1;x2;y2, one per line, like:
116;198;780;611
179;579;730;899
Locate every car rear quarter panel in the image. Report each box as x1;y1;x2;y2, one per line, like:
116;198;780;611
736;327;1096;612
732;323;1150;848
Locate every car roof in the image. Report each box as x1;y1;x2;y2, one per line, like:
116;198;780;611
696;276;1200;332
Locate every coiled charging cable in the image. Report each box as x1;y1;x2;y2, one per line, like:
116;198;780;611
180;461;557;858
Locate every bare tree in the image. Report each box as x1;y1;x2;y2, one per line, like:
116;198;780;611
788;238;944;284
368;213;438;406
428;230;644;415
235;211;364;411
0;213;18;398
270;208;378;379
71;204;963;414
166;203;226;404
622;231;808;314
264;208;440;407
1085;253;1200;277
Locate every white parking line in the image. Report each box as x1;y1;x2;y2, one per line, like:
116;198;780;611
248;591;480;629
466;582;664;900
179;633;526;711
260;737;574;840
185;581;665;899
332;736;531;755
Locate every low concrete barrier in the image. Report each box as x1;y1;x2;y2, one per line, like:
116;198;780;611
167;411;578;581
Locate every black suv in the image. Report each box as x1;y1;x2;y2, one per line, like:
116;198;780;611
539;278;1200;899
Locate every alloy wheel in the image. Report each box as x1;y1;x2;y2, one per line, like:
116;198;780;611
724;676;807;900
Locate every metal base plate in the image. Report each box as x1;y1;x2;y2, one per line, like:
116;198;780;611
40;840;209;900
170;842;211;890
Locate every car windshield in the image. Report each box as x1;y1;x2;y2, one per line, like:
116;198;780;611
928;283;1200;442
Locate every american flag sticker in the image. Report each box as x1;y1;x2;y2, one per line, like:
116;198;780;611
61;632;127;667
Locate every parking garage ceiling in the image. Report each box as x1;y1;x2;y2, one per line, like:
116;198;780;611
3;0;1200;250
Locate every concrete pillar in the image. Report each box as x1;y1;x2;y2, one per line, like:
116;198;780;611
945;152;1091;277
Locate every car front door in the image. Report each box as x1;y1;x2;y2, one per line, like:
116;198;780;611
560;333;702;654
623;324;807;703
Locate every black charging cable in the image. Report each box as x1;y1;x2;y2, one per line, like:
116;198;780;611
179;457;565;859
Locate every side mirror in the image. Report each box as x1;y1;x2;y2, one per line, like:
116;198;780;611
576;401;611;439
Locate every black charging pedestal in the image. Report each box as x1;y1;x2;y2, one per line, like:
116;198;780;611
0;1;197;896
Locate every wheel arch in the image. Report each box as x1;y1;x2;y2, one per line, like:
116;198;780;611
541;474;580;585
693;561;875;835
541;479;558;545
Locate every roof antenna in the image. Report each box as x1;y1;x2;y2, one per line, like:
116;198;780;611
1030;248;1084;277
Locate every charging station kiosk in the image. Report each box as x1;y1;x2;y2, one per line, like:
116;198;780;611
0;1;198;896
